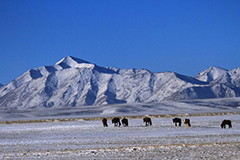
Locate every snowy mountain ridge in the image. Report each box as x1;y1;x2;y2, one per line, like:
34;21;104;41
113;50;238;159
194;66;228;83
1;56;240;110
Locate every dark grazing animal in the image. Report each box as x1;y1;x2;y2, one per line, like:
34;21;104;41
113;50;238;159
143;117;152;126
121;118;129;127
102;118;108;127
173;117;181;126
112;117;121;127
221;120;232;129
183;118;191;128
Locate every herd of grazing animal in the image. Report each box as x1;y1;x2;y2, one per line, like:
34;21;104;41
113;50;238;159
102;117;232;129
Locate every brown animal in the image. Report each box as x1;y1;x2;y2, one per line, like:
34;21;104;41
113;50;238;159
143;117;152;126
221;120;232;129
112;117;121;127
183;119;191;128
121;118;129;127
102;118;108;127
173;117;181;126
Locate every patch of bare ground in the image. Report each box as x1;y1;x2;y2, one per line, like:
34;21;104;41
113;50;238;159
1;111;239;124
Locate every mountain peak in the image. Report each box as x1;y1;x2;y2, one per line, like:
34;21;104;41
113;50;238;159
56;56;90;65
55;56;93;69
195;66;228;83
209;66;226;71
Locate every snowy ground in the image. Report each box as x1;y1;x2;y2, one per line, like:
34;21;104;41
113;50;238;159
1;114;240;159
1;97;240;122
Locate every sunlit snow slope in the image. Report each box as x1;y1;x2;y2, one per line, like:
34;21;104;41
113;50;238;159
1;56;240;110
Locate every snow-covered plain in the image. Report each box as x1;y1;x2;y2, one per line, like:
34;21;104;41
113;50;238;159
1;113;240;159
1;97;240;122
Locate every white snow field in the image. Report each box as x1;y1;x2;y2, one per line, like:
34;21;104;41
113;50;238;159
1;113;240;159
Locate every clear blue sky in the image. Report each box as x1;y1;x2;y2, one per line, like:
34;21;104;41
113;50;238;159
1;0;240;85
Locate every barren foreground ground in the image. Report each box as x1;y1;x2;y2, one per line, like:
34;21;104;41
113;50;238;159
1;114;240;159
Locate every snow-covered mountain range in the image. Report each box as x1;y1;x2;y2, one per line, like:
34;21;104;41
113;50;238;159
0;56;240;110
